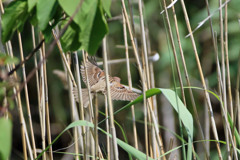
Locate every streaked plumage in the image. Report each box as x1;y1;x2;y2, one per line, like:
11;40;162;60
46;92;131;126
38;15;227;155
73;58;139;107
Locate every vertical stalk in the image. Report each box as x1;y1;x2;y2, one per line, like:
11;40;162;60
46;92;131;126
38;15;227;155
104;95;110;160
73;51;86;159
94;93;99;160
219;0;231;159
179;0;222;158
67;53;79;160
169;0;209;158
38;41;46;160
41;39;53;160
17;32;35;160
82;52;95;159
146;31;160;158
0;3;28;160
224;1;235;155
103;37;119;160
121;1;166;159
236;54;240;134
161;0;187;158
31;26;41;159
122;9;139;150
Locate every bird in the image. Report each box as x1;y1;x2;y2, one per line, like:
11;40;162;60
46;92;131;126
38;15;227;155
73;57;140;108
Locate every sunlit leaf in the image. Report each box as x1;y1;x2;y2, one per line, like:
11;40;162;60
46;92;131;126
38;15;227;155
58;0;108;55
37;0;59;31
1;0;29;42
60;20;81;52
112;88;193;160
102;0;111;17
28;0;37;12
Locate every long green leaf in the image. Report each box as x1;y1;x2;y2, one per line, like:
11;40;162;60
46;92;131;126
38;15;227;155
110;88;193;159
36;120;152;160
113;88;193;139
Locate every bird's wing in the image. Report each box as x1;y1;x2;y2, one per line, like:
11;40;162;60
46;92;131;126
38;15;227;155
73;88;94;108
109;83;140;101
81;60;105;87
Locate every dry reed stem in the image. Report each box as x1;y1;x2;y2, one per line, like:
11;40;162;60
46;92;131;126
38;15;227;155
122;9;139;150
121;0;166;159
104;95;110;160
39;40;47;160
218;1;232;159
179;0;223;158
73;51;87;159
94;93;99;159
52;29;86;158
103;37;119;160
31;26;41;159
169;0;209;158
224;1;236;156
66;53;80;160
218;1;238;158
17;31;35;160
40;39;53;160
0;2;29;160
146;30;160;158
236;55;240;133
138;1;154;157
161;0;190;158
204;95;210;157
52;31;77;87
82;52;96;159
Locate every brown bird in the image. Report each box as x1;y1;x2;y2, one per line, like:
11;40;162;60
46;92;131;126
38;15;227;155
73;58;140;107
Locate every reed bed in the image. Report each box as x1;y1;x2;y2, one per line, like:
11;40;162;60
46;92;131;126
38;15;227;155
0;0;240;159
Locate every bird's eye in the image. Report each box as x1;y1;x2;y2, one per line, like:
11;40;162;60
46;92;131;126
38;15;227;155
97;71;101;78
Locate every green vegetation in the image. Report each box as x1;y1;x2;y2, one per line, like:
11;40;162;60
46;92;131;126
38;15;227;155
0;0;240;159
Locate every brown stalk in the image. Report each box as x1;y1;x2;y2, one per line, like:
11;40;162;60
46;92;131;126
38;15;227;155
17;31;36;160
73;51;87;159
169;0;209;158
179;0;223;158
103;37;119;160
121;0;166;159
122;9;139;150
0;2;28;160
66;53;80;160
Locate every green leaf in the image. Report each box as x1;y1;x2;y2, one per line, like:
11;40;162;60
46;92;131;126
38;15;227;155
41;7;62;42
227;113;240;146
160;89;193;138
58;0;82;25
102;0;111;17
58;0;108;55
114;88;193;138
0;53;19;66
98;127;154;160
36;120;152;160
1;0;29;42
60;20;81;52
79;0;108;55
37;0;59;31
111;88;193;160
0;118;12;160
28;0;37;12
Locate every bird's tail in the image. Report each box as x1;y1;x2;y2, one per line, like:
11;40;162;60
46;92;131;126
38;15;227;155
73;88;93;108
